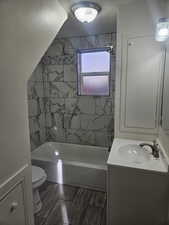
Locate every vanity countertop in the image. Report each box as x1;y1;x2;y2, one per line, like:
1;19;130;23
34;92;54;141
107;138;168;173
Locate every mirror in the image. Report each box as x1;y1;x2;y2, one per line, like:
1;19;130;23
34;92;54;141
161;44;169;134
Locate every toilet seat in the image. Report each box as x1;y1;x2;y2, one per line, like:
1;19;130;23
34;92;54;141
32;166;47;188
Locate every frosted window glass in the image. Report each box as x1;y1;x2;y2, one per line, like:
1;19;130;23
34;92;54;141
81;51;110;73
81;76;109;95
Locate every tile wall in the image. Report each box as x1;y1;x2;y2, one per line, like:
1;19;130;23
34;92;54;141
27;33;116;151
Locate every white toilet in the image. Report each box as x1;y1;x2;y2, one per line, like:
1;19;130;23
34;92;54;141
32;166;47;214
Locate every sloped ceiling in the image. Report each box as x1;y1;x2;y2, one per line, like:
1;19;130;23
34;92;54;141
58;0;167;37
58;0;120;37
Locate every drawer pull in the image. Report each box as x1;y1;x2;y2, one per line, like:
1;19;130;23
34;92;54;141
10;202;18;212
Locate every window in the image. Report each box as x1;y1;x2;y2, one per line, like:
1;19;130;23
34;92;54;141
77;48;111;96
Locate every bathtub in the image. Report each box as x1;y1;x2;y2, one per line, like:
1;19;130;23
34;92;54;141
31;142;109;191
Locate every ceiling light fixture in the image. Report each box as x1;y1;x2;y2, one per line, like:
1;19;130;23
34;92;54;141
71;1;101;23
155;18;169;42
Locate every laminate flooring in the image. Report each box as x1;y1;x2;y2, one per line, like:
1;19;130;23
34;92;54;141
35;181;106;225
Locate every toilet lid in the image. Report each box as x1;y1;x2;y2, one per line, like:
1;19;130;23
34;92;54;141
32;166;46;183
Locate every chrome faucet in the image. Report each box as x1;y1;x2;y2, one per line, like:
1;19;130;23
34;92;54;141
139;141;159;159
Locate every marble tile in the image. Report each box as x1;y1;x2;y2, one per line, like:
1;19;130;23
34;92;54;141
46;127;66;142
65;97;95;115
43;81;50;97
96;33;113;47
111;58;116;82
45;112;64;129
28;32;116;148
30;131;41;151
29;114;45;134
27;81;44;99
28;99;39;117
30;127;46;150
78;97;95;114
39;127;46;144
70;37;81;49
65;129;82;144
64;64;77;82
65;98;80;114
80;115;113;132
95;98;112;115
61;38;74;55
64;114;81;129
42;55;64;66
111;80;115;93
49;82;76;98
81;115;106;131
41;56;51;65
66;129;95;145
95;131;113;147
45;65;64;82
45;40;63;57
80;37;90;49
49;98;65;113
43;97;50;113
63;54;75;65
86;36;96;48
29;117;40;134
28;98;45;115
105;115;114;132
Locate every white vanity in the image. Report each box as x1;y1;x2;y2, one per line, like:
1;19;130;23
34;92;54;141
107;139;169;225
108;1;169;224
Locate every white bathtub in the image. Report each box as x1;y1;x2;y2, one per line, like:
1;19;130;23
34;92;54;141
31;142;109;191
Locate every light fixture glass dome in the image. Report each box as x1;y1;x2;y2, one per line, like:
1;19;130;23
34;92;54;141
72;1;101;23
155;18;169;42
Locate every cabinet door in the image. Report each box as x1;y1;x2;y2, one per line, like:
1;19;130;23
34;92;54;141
0;183;26;225
120;35;163;134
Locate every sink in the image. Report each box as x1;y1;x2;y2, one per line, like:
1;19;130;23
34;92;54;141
108;138;168;172
107;139;169;225
118;144;150;164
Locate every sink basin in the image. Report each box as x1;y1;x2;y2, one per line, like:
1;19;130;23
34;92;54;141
108;138;168;173
107;139;169;225
118;144;150;164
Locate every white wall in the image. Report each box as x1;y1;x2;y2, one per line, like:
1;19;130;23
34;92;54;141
115;0;165;140
0;0;67;189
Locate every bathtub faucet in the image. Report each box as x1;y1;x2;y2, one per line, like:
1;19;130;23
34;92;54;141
139;141;159;159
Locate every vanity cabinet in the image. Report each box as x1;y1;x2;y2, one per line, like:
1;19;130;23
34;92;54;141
119;35;163;136
0;182;26;225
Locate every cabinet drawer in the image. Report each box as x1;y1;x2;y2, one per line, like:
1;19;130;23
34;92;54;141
0;182;26;225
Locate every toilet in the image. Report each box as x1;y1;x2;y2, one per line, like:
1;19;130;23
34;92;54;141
32;166;47;214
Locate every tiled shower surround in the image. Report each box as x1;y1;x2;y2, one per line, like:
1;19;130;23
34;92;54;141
27;33;116;151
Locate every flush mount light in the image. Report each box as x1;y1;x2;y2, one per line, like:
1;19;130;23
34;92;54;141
155;18;169;42
71;1;101;23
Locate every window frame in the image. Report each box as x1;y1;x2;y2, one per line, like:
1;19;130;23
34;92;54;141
77;47;111;96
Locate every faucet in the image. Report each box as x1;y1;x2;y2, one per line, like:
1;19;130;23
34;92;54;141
139;141;160;159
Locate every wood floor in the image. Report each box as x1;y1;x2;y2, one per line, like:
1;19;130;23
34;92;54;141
35;181;106;225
